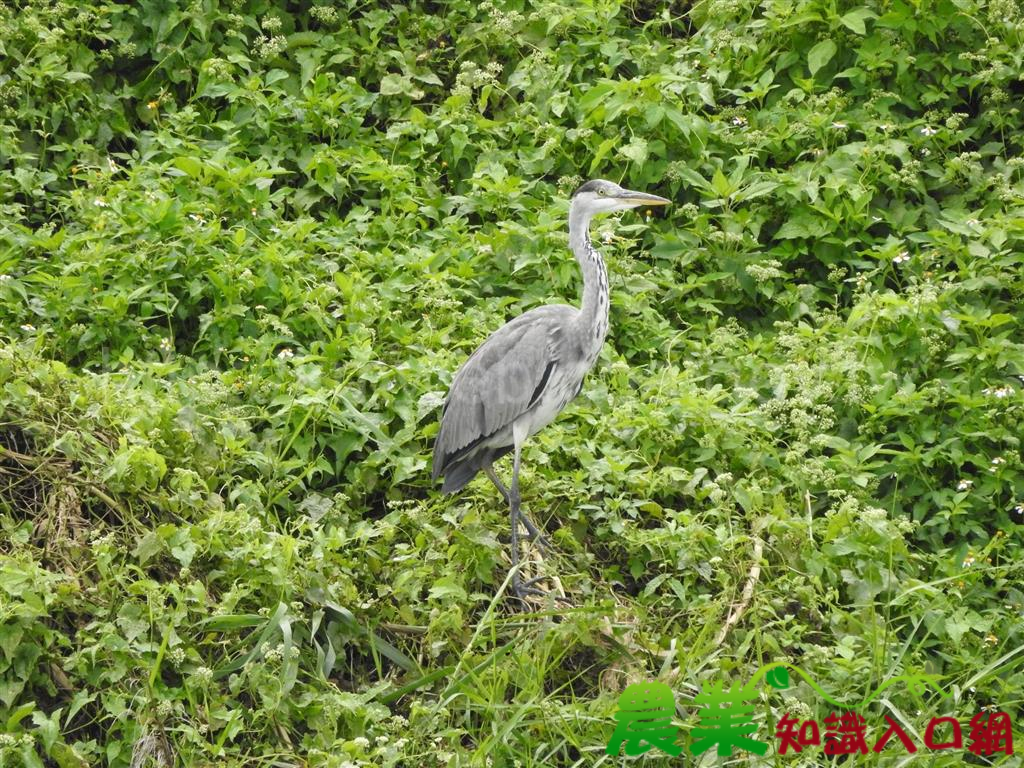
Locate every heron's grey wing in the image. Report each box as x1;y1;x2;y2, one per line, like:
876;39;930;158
432;308;571;478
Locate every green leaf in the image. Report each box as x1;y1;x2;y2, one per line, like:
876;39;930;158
589;136;617;175
775;216;833;239
427;577;467;601
379;665;456;705
695;81;715;106
945;612;971;644
200;614;265;631
710;168;733;197
214;603;289;678
132;530;163;565
21;743;44;768
578;81;615;114
279;611;298;694
173;157;203;178
618;138;649;165
808;39;837;76
380;73;412;96
6;701;35;732
311;593;419;673
839;8;876;34
51;743;88;768
413;70;443;86
264;69;290;85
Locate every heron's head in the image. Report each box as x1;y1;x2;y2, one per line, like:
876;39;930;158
571;179;670;216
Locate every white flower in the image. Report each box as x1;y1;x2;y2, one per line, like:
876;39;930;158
920;126;938;136
956;479;973;491
107;156;119;173
893;250;911;264
352;737;370;749
0;274;11;281
966;217;980;225
159;337;173;352
94;198;108;207
732;116;747;126
1014;504;1024;515
982;386;1013;398
277;348;294;359
20;323;35;332
992;457;1006;465
195;666;214;682
189;213;205;223
601;230;614;243
962;553;976;567
831;121;847;129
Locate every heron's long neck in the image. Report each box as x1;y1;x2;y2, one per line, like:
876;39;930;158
568;204;609;350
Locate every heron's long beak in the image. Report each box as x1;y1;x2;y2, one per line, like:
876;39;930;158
617;190;671;206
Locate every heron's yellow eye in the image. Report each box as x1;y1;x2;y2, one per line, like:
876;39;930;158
598;189;606;196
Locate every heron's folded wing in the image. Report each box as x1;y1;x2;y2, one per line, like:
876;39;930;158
433;315;562;476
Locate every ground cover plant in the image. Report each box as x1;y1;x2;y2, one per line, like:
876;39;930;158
1;0;1023;765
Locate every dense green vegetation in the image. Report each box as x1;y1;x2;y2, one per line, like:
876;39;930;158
1;0;1023;765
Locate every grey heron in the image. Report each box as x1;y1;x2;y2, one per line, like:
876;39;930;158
432;179;671;598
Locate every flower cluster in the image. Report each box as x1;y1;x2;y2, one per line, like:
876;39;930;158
310;5;339;25
480;1;523;34
253;34;287;60
452;61;502;97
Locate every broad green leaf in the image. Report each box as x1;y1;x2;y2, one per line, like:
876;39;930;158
6;701;35;732
840;8;876;34
132;530;163;565
618;138;649;165
51;743;88;768
710;168;733;197
808;39;838;75
696;81;715;106
380;73;412;96
172;156;203;177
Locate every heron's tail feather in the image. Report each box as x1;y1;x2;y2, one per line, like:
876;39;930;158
436;444;514;494
439;461;478;494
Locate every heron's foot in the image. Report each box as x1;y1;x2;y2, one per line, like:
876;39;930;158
511;575;547;599
518;513;550;549
510;574;573;605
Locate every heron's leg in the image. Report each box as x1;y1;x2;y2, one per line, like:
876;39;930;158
485;464;546;545
484;464;511;503
508;435;544;600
